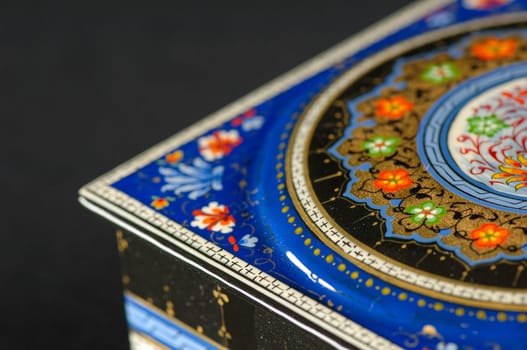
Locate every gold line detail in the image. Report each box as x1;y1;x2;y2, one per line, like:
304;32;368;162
286;17;527;312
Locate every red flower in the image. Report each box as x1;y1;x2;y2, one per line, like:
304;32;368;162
151;198;170;210
463;0;512;10
231;109;257;127
470;223;510;248
471;38;518;61
165;150;183;164
375;96;414;119
373;169;413;193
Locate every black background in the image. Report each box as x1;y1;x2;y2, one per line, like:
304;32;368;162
3;1;412;348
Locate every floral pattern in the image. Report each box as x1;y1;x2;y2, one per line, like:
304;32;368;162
452;81;527;197
501;87;527;105
405;201;446;225
467;114;509;137
361;136;400;157
492;155;527;190
470;223;510;248
231;109;265;131
241;116;264;131
373;169;413;193
191;201;236;233
239;234;258;248
198;130;242;161
160;158;224;200
139;108;266;257
421;62;459;84
150;196;174;210
375;96;414;119
165;150;183;165
329;32;527;266
471;37;518;61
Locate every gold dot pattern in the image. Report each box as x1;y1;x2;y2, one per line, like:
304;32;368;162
275;110;525;322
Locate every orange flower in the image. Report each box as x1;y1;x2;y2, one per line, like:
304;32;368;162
375;96;414;119
471;38;518;61
151;197;170;210
165;150;183;164
470;223;510;248
373;169;413;193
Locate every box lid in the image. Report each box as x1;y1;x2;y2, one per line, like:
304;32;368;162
80;1;527;348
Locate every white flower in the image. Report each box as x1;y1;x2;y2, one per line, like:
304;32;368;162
242;116;264;131
191;201;235;233
239;234;258;248
198;130;242;161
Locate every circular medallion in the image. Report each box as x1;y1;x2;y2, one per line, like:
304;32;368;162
288;19;527;310
420;65;527;212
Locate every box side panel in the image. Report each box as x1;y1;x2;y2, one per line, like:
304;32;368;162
116;228;342;350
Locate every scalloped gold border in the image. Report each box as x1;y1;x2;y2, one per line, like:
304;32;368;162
287;14;527;312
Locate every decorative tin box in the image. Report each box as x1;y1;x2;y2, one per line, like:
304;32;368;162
79;1;527;349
